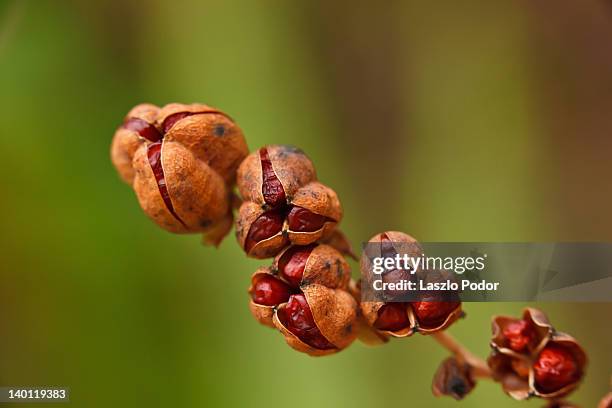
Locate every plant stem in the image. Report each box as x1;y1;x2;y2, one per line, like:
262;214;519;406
432;331;492;379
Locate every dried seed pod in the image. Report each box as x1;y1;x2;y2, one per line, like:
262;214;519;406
248;243;357;356
132;140;228;233
235;201;288;259
359;231;462;338
274;285;357;356
236;145;317;208
488;308;587;400
274;244;350;289
286;182;342;245
111;102;248;245
432;357;476;400
157;103;248;183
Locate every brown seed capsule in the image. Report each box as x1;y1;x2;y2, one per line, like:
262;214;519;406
487;308;587;400
274;285;357;356
111;102;248;244
359;231;462;338
236;145;317;208
157;103;248;183
248;243;357;356
432;357;476;400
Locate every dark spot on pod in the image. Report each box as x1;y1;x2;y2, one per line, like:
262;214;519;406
214;125;225;136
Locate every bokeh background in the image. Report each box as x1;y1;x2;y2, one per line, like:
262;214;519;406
1;0;611;406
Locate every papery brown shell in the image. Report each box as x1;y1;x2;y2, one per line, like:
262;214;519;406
202;210;234;247
321;229;357;260
487;351;532;400
287;182;342;245
110;103;159;184
274;244;350;289
491;308;553;356
432;357;476;400
236;145;317;206
132;140;229;233
159;103;248;184
273;284;357;356
304;284;357;350
235;201;288;258
348;280;389;346
247;267;279;328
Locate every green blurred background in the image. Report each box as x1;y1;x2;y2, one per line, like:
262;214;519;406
1;0;611;406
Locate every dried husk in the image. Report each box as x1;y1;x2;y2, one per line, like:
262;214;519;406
110;103;159;184
132;141;229;233
159;103;248;183
112;102;247;245
236;145;317;207
488;308;587;401
248;267;279;328
321;229;357;260
487;350;532;400
287;182;342;245
274;244;350;289
235;201;288;258
432;357;476;400
202;210;234;247
348;279;389;346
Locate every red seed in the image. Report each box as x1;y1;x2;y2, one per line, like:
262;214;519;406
411;299;459;329
278;245;316;287
278;294;335;350
244;210;285;252
259;148;286;208
533;344;579;393
287;206;330;232
374;303;410;331
123;117;163;142
250;275;291;306
502;320;535;352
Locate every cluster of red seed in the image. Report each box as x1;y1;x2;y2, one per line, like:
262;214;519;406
360;231;463;338
112;104;590;401
236;145;357;355
488;308;587;400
